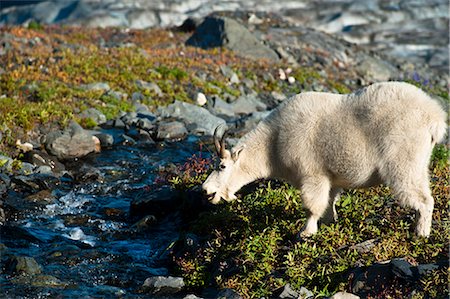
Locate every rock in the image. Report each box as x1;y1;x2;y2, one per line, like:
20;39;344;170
157;121;188;140
215;288;242;299
220;65;240;84
130;186;181;218
158;100;225;135
349;239;378;254
79;108;107;125
230;94;267;115
44;121;98;160
132;215;157;232
330;292;360;299
121;112;139;126
209;96;235;117
135;79;163;97
186;16;279;61
196;92;207;106
298;287;314;299
390;258;415;280
92;132;114;148
80;82;110;92
184;294;203;299
12;173;60;192
142;276;185;294
7;256;42;275
25;189;56;205
22;150;66;173
0;155;13;173
137;118;154;131
355;56;396;82
0;173;11;197
235;111;271;134
113;118;126;129
278;283;299;299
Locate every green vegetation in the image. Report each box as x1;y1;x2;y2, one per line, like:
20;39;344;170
171;151;449;298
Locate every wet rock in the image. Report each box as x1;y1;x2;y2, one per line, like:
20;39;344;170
71;165;103;182
25;189;56;205
113;118;126;129
135;79;163;97
0;173;11;197
215;288;242;299
11;274;68;288
12;173;60;192
156;121;188;140
81;82;110;92
186;16;279;61
44;121;99;160
22;150;66;173
79;108;107;125
130;186;181;218
92;132;114;148
132;215;157;232
142;276;185;295
121;112;139;126
7;256;42;275
158;100;225;135
330;292;360;299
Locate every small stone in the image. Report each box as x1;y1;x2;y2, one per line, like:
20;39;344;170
137;118;154;131
278;283;299;299
142;276;185;294
287;76;295;84
78;108;107;125
135;80;163;97
81;82;110;92
196;92;207;106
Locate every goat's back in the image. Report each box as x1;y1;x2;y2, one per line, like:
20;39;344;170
264;82;447;188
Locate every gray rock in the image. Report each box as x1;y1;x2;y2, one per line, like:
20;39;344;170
23;150;65;173
121;112;138;126
142;276;185;294
137;118;154;131
355;56;396;82
44;121;98;160
157;121;188;140
0;155;13;173
349;238;378;254
209;96;235;117
79;108;107;125
80;82;110;92
0;173;11;197
230;94;267;115
220;65;240;84
184;294;203;299
330;292;360;299
236;111;271;134
113;118;126;129
158;100;225;135
94;285;126;297
135;79;163;97
278;283;299;299
186;16;279;61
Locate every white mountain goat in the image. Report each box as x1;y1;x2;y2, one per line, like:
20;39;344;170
202;82;447;237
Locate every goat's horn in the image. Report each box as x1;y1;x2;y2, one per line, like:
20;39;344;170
220;129;228;158
213;126;222;156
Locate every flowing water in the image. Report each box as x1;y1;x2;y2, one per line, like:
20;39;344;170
0;135;208;298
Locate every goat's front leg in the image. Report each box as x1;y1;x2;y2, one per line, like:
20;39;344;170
299;177;331;237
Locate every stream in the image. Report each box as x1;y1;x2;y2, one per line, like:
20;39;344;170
0;135;209;298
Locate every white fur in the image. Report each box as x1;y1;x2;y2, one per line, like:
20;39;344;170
202;82;448;237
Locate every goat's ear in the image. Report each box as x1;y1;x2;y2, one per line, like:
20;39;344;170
231;146;244;162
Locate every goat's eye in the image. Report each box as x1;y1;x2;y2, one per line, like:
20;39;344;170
219;164;226;170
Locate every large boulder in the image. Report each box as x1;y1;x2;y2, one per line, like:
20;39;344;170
186;16;279;61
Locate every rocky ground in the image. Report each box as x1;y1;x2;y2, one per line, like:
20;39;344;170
0;4;449;299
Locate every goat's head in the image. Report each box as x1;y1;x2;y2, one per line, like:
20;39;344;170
202;126;245;204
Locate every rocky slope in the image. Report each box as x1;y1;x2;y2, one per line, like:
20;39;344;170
1;0;448;75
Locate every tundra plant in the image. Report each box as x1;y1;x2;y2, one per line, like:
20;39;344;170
203;82;447;237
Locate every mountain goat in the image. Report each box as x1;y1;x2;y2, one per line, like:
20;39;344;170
202;82;447;237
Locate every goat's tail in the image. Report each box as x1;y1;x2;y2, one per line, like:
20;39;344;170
429;118;447;145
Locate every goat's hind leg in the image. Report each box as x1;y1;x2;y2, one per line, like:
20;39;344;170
300;177;331;237
391;174;434;237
